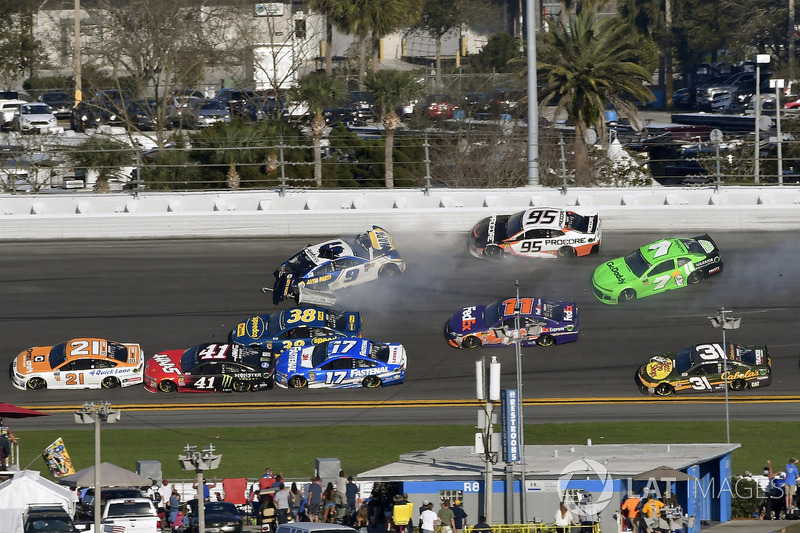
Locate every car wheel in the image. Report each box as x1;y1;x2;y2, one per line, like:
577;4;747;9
378;264;401;278
232;380;250;392
27;377;46;390
461;336;482;349
654;383;674;396
289;375;308;388
536;334;555;347
557;246;577;259
688;271;702;284
158;380;177;393
101;376;120;389
484;245;504;259
730;379;746;391
362;376;381;389
620;288;637;302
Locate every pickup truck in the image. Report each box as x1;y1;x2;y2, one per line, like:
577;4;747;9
100;497;160;532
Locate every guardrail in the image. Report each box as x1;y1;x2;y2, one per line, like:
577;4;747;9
1;186;799;240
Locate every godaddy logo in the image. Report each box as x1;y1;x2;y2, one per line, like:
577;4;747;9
557;459;615;516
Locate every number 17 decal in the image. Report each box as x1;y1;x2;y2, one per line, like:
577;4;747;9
325;371;348;384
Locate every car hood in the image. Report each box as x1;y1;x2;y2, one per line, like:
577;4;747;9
446;305;489;335
638;355;676;381
13;346;53;376
592;257;637;288
145;350;184;377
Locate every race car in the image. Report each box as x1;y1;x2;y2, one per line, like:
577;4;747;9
444;297;578;349
274;338;406;389
228;307;361;351
270;225;405;306
10;338;143;391
469;207;601;259
591;234;722;305
635;342;771;396
144;343;274;393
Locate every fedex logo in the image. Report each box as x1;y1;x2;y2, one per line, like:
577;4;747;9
461;306;477;331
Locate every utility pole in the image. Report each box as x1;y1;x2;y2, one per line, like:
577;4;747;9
179;444;222;533
74;0;81;103
476;357;500;523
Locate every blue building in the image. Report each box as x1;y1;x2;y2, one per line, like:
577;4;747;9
357;442;739;533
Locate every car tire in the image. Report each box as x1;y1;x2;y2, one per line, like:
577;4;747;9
536;334;555;347
26;377;46;390
461;336;482;349
654;383;674;396
484;245;504;259
232;380;250;392
557;246;577;259
688;271;702;284
101;376;120;389
362;376;381;389
289;375;308;388
158;380;177;393
620;288;637;302
730;379;746;391
378;264;401;278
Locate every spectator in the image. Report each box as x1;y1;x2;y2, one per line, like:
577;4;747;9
322;482;336;523
346;476;360;516
786;458;798;510
274;483;291;524
451;499;467;533
392;494;413;533
158;479;173;512
307;476;323;522
259;468;275;492
193;476;217;502
620;493;642;533
169;489;181;531
291;482;304;522
555;501;577;533
356;502;370;532
472;516;491;533
437;500;455;533
641;494;664;533
420;502;437;533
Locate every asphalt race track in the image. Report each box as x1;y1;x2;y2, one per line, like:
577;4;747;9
2;230;799;430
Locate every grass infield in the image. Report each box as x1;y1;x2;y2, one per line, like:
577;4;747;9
16;421;795;482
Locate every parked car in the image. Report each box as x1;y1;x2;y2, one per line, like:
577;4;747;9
697;72;761;109
490;88;526;117
0;99;27;129
23;505;82;533
101;497;159;533
181;98;231;128
418;94;458;119
186;500;244;533
38;91;73;119
124;98;161;130
11;103;58;133
217;88;256;117
348;91;375;121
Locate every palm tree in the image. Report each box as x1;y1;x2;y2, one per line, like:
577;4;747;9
364;69;424;189
67;137;134;192
334;0;424;88
538;10;654;185
294;72;347;186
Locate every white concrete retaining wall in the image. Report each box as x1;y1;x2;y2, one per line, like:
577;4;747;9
1;186;799;240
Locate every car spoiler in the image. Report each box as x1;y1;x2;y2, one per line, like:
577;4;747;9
692;233;719;253
272;272;293;305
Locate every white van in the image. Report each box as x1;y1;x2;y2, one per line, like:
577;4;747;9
276;523;357;533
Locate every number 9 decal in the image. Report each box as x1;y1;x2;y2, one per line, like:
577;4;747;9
343;270;359;282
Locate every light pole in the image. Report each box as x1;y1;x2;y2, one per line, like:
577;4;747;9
754;54;771;183
179;444;222;533
526;0;539;185
74;402;120;533
770;78;785;185
709;308;741;444
513;280;526;523
476;357;500;522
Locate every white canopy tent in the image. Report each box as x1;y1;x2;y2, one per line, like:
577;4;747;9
0;470;75;533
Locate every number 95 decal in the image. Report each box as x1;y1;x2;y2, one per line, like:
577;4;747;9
520;241;542;253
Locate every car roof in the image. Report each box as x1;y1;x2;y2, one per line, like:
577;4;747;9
277;523;357;533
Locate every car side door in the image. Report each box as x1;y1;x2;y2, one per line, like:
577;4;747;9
188;362;222;391
317;356;355;387
330;257;365;289
643;259;678;294
509;228;550;256
54;359;97;388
